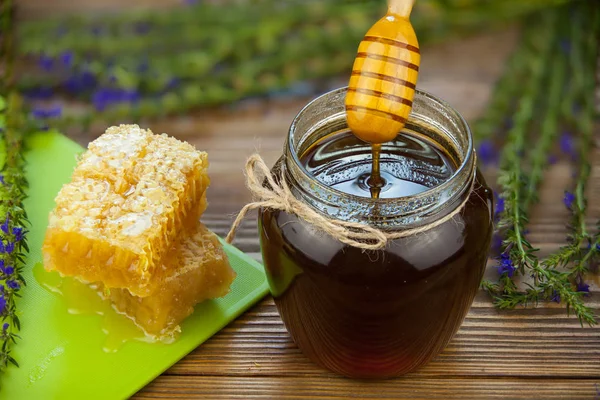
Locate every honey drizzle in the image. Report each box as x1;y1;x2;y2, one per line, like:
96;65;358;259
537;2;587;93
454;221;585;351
368;144;385;199
33;263;174;353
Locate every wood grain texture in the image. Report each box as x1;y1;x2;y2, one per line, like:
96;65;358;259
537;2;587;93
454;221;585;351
136;376;600;399
18;0;600;395
157;298;600;378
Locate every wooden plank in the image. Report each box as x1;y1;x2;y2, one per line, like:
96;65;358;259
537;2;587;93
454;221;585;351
133;375;600;399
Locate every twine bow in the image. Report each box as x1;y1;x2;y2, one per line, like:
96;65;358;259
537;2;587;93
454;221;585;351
226;153;474;250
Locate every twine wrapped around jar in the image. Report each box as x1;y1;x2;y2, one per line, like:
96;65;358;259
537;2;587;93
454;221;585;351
226;153;476;250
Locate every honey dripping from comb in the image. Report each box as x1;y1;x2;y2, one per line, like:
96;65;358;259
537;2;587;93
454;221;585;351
345;0;420;198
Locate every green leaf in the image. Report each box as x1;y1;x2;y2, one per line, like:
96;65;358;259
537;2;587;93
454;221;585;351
7;355;18;367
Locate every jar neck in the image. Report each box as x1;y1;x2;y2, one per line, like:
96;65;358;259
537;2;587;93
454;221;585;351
283;87;475;229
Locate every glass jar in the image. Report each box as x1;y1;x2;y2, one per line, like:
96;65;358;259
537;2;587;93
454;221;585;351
259;87;493;379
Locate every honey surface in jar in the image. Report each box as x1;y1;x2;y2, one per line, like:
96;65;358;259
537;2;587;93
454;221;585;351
301;129;453;199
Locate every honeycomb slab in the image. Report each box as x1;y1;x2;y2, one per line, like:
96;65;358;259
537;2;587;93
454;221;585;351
43;125;209;297
97;222;236;337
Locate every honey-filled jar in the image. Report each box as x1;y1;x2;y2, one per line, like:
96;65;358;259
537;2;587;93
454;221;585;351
258;87;493;379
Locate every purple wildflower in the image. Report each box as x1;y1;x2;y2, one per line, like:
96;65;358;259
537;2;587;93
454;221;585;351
0;284;4;292
164;77;180;91
24;86;54;100
92;88;139;111
31;105;62;119
0;295;5;312
38;54;54;71
64;69;97;94
551;291;561;303
2;323;7;332
137;61;149;73
12;227;23;242
563;191;575;209
92;89;111;111
559;132;576;159
126;90;140;103
4;266;14;276
6;280;19;290
4;242;14;254
60;51;74;67
134;21;151;35
497;253;516;277
0;241;5;253
477;140;497;165
559;39;571;54
91;25;104;36
0;175;4;185
184;0;200;5
576;280;590;294
492;233;503;253
1;216;9;235
494;193;505;219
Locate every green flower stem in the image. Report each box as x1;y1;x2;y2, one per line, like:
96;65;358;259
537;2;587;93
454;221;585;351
544;3;599;276
0;0;31;372
579;234;600;271
565;3;599;278
0;0;13;88
534;267;595;326
497;10;557;265
484;4;597;325
569;5;595;243
522;42;566;209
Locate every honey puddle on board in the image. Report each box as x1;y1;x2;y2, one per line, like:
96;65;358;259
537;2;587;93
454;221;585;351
33;263;174;352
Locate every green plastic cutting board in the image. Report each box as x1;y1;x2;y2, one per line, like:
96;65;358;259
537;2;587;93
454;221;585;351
2;131;269;399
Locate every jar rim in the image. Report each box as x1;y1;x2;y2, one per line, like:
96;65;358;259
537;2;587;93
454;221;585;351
285;87;476;225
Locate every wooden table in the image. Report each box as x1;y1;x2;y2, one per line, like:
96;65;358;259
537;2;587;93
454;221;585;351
23;13;600;397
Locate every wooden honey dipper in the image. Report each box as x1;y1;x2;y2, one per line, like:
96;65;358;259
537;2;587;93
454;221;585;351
346;0;420;144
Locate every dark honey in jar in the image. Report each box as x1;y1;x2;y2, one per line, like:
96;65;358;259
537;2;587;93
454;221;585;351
259;88;493;379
